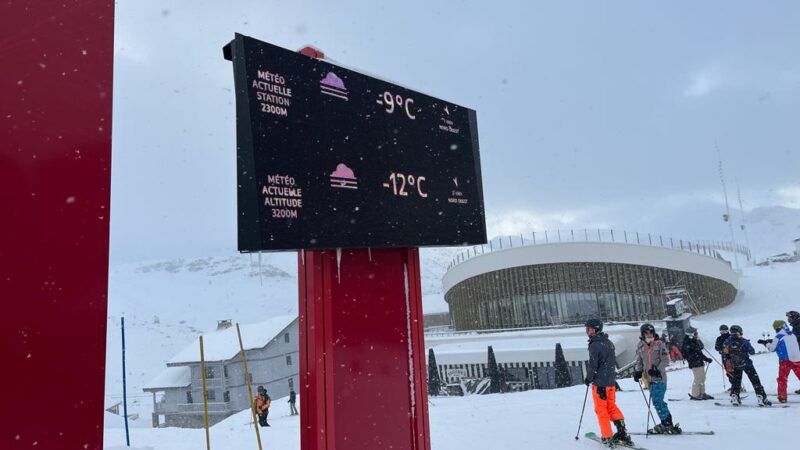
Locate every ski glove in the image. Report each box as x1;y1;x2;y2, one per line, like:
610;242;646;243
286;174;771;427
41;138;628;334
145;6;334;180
597;385;607;400
647;367;661;378
584;377;591;386
633;371;643;383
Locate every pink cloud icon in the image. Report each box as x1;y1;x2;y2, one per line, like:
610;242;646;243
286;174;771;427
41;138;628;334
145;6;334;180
330;163;356;179
321;72;346;90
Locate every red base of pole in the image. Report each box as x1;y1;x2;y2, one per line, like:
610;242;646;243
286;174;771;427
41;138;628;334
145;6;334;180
298;248;431;450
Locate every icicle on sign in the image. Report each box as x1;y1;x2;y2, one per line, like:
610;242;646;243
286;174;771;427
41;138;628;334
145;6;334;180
224;33;487;252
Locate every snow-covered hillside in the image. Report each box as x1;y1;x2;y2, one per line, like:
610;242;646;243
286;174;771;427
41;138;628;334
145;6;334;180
743;206;800;259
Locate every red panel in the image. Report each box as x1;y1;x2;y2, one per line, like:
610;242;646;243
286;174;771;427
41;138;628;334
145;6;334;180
0;1;114;449
298;248;431;450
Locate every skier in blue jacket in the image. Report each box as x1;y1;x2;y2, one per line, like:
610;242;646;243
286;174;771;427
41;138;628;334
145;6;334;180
758;320;800;403
723;325;771;406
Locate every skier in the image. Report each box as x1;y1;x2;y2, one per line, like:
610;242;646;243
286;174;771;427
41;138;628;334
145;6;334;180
288;388;299;415
722;325;771;406
787;311;800;342
681;326;714;400
786;311;800;395
633;323;681;434
758;320;800;403
714;324;733;386
255;385;272;426
667;336;683;363
584;318;631;446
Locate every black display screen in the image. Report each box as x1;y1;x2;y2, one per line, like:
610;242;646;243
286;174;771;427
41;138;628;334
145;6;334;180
226;34;486;251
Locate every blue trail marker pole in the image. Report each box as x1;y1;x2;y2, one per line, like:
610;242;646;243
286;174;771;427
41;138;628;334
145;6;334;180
122;316;131;446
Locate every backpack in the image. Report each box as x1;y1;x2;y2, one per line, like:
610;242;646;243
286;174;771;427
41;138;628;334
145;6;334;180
726;338;750;367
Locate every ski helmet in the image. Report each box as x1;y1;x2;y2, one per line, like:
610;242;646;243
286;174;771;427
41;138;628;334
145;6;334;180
773;320;787;331
787;311;800;322
640;323;656;336
257;385;266;393
585;318;603;333
719;324;729;332
686;326;698;335
730;325;743;335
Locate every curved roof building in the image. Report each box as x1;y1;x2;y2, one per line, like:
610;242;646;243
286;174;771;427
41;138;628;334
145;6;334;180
442;231;747;331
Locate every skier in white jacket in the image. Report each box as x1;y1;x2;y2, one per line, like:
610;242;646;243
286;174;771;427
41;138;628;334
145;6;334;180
759;320;800;403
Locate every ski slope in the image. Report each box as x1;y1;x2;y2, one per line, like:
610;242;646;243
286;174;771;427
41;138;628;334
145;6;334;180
104;262;800;449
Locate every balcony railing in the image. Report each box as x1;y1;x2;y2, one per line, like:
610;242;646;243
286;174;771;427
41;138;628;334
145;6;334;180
446;229;751;272
190;377;225;389
175;402;232;413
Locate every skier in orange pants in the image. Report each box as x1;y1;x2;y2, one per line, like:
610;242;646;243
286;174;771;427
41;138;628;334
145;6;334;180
584;319;631;445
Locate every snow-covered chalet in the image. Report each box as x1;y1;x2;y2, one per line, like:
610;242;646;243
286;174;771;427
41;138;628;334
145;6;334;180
143;315;298;428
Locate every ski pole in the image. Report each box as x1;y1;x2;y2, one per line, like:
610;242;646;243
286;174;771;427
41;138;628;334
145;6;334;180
703;349;723;368
636;381;657;438
574;384;589;441
645;385;654;439
704;349;727;390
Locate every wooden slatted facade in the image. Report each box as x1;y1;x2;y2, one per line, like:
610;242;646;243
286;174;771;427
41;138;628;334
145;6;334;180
445;262;737;331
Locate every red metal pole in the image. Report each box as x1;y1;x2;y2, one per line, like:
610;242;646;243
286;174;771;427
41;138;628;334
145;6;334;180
0;1;114;448
298;248;431;450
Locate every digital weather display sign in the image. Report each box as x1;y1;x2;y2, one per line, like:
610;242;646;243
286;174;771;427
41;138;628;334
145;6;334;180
225;33;486;251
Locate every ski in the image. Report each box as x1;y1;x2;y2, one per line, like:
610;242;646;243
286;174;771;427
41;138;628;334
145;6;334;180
629;431;715;436
713;402;789;408
585;432;647;449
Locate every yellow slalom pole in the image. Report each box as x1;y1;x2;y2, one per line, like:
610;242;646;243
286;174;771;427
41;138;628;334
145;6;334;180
237;323;264;450
200;336;211;450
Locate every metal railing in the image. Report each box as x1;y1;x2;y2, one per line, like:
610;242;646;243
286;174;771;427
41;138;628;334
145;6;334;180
446;229;751;271
175;402;232;413
190;377;225;389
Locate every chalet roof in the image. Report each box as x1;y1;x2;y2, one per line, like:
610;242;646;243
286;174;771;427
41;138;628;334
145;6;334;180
167;315;296;366
143;366;190;391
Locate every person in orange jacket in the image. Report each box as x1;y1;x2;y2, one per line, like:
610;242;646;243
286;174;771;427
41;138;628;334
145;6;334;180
255;385;272;427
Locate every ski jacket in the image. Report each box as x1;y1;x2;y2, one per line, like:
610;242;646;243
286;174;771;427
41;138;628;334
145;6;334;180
634;337;669;383
289;390;296;403
767;326;800;362
790;319;800;346
722;336;755;369
586;333;617;387
255;394;271;414
714;334;729;353
681;336;707;369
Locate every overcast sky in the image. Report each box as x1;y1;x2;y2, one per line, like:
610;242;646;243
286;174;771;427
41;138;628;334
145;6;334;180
110;0;800;263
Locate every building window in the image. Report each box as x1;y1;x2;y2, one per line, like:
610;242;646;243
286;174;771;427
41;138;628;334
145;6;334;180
284;333;290;343
186;391;193;404
224;366;229;378
288;378;294;389
207;390;216;401
286;355;292;366
223;391;230;403
205;366;215;379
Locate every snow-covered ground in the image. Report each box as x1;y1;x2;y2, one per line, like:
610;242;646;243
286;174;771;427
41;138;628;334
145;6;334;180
105;262;800;449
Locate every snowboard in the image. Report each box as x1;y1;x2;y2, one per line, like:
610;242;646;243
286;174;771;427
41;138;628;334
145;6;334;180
714;402;788;408
584;432;647;449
